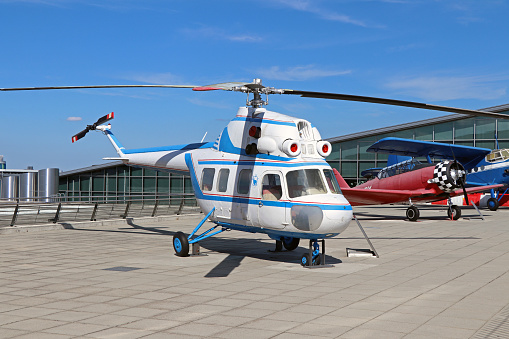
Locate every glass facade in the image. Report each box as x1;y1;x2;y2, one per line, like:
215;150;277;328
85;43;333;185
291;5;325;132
59;164;196;206
327;112;509;187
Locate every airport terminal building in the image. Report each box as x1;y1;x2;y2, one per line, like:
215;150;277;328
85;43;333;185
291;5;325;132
56;103;509;201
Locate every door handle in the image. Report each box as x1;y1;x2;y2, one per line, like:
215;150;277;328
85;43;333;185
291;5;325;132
259;201;263;207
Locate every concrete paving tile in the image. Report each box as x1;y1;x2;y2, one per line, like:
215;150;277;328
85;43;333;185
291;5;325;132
195;314;253;327
3;318;66;332
81;313;140;326
288;322;352;337
0;328;29;338
122;318;181;331
167;322;232;337
425;315;486;330
241;318;300;331
4;306;61;318
213;327;281;339
339;328;406;338
11;333;72;339
409;324;476;338
80;327;153;339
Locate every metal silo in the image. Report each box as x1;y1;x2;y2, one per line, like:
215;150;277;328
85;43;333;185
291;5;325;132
0;175;19;201
20;172;37;201
38;168;59;202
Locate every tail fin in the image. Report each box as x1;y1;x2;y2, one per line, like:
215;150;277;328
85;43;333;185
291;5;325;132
98;126;126;158
333;168;349;189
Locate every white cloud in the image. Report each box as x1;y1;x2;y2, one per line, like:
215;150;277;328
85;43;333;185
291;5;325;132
181;26;262;43
66;116;82;121
273;0;371;27
385;74;508;101
256;65;351;81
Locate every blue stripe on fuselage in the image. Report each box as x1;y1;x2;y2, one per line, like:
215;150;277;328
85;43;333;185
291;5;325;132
232;116;296;126
123;142;214;155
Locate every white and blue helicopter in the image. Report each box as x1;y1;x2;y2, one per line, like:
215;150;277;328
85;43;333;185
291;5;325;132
3;79;509;266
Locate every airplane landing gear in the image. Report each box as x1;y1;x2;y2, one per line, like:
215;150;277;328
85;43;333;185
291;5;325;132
406;206;420;222
487;197;499;211
447;205;461;220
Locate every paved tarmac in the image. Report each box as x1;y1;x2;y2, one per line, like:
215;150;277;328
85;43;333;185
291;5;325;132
1;205;508;338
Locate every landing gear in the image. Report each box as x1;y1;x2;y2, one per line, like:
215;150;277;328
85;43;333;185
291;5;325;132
406;206;420;222
300;239;330;267
487;197;499;211
447;205;461;220
282;237;300;251
173;231;189;257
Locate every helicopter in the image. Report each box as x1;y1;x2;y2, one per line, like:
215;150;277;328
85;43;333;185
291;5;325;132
3;79;509;267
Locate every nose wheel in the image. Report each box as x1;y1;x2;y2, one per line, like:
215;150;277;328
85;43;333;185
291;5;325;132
300;239;332;268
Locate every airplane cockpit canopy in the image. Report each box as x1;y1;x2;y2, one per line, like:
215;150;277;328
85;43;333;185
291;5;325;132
486;149;509;163
376;158;429;180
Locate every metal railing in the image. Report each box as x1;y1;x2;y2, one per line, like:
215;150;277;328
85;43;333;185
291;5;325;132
0;193;200;227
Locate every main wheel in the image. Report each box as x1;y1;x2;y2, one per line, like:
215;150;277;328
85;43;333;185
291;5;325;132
447;205;461;220
487;197;499;211
173;231;189;257
406;206;420;222
282;237;300;251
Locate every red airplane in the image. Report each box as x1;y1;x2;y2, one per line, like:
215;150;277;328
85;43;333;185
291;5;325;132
333;158;503;221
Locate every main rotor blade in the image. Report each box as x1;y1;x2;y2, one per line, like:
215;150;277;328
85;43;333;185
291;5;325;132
0;85;197;91
283;90;509;120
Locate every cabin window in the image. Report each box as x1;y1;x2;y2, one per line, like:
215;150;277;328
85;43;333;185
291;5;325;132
201;168;215;192
217;169;229;193
286;169;327;198
237;169;252;195
323;169;341;194
261;173;282;200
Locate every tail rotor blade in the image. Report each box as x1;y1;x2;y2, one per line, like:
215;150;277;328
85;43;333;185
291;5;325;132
96;112;114;125
71;129;89;143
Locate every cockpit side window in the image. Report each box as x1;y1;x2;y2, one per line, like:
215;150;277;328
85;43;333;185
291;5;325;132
237;169;252;195
261;173;282;200
487;149;509;162
201;168;215;192
217;168;229;193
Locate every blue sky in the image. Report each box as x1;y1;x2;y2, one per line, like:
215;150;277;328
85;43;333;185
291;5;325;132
1;0;509;171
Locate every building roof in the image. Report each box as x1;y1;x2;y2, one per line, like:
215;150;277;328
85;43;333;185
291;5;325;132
59;161;124;177
326;103;509;144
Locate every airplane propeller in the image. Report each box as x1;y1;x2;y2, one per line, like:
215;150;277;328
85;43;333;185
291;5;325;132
71;112;114;143
2;79;509;120
449;146;469;206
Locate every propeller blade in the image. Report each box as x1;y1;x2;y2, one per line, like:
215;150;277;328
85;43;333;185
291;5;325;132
96;112;114;125
449;145;469;206
71;128;89;143
0;85;197;91
282;89;509;120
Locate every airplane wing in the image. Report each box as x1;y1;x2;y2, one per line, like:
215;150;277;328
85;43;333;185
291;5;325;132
340;187;429;206
367;137;491;170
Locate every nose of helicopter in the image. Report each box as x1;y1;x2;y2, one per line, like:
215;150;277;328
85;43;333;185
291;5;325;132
290;194;352;236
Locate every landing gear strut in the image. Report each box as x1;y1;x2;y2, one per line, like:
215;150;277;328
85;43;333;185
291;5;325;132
300;239;332;268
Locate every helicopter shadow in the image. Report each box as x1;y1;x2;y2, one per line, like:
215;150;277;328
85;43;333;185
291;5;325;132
66;218;342;278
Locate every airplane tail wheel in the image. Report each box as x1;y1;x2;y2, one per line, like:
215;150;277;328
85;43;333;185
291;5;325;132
406;206;420;222
447;205;461;220
300;253;321;267
282;237;300;251
487;197;499;211
173;231;189;257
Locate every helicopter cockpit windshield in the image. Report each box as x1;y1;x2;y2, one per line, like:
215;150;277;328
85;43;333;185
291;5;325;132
286;168;338;198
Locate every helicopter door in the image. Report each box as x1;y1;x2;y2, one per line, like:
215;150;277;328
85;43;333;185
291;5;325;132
258;171;286;229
